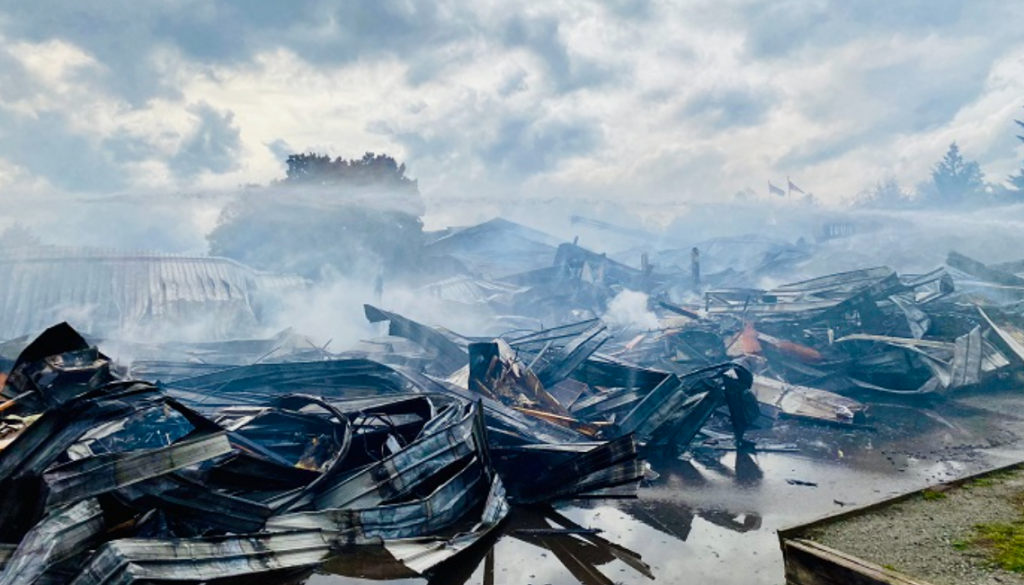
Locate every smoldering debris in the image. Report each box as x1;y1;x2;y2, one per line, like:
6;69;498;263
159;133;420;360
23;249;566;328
8;216;1024;584
0;321;660;584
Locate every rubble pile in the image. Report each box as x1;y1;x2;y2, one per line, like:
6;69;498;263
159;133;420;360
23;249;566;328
0;313;761;583
405;239;1024;431
6;213;1024;583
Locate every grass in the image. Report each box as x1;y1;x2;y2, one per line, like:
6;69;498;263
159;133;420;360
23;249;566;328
964;470;1017;490
967;521;1024;573
950;471;1024;573
954;478;1024;574
882;563;897;571
921;489;947;501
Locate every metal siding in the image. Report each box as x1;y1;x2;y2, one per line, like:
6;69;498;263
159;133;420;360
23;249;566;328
0;248;300;340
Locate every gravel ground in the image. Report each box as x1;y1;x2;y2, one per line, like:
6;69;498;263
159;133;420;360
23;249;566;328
807;467;1024;585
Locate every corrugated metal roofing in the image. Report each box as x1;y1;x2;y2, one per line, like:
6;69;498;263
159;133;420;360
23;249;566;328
0;247;306;340
419;275;525;306
424;218;563;280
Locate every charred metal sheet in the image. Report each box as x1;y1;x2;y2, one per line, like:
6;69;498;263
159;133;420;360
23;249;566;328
704;290;840;317
647;391;721;449
751;376;867;426
949;326;984;389
67;530;332;585
163;359;458;413
554;243;645;289
948;251;1024;287
527;323;611;389
364;305;468;375
573;355;671;393
844;374;940;396
506;319;603;352
614;375;685;440
268;456;488;545
44;432;233;508
434;372;588;445
4;323;90;386
889;294;930;339
383;476;509;575
546;378;590;410
509;407;602;437
813;271;903;326
900;266;954;293
116;472;272;533
979;307;1024;364
509;435;642;503
0;319;676;584
0;499;104;585
314;404;481;510
2;322;117;409
0;383;164;541
658;299;702;320
569;387;643;420
615;364;752;448
211;395;353;505
772;266;895;296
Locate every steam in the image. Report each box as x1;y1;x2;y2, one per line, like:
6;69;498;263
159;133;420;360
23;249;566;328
262;270;508;352
603;290;660;332
9;182;1024;351
262;276;377;351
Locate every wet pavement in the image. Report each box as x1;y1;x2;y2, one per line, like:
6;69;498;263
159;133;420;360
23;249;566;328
307;386;1024;585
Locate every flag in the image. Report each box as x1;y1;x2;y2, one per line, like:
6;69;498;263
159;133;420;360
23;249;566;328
787;178;806;196
768;181;785;197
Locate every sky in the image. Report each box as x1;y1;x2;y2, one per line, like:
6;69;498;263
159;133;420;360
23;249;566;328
1;0;1024;228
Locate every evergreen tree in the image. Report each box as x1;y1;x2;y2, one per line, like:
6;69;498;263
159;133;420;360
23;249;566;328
928;142;985;205
858;175;911;208
1009;113;1024;192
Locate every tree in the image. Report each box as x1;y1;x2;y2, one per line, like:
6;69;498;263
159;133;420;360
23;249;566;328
926;142;986;206
857;176;911;208
0;223;41;248
1009;112;1024;193
281;152;418;192
208;152;424;280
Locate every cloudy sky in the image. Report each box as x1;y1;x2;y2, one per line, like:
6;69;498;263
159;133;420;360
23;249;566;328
1;0;1023;221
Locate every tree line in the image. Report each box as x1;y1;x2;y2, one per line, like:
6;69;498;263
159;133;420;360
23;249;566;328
858;108;1024;209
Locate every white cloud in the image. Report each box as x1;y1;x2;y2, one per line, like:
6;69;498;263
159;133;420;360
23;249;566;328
0;1;1021;225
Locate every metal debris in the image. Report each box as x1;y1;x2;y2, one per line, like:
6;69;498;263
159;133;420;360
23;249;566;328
9;211;1024;585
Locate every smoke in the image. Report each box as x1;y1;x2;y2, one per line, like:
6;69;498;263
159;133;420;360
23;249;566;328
260;269;504;353
603;290;660;332
10;176;1024;351
0;189;226;253
261;277;377;352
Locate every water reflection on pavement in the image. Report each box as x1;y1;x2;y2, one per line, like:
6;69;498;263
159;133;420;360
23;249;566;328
310;387;1024;585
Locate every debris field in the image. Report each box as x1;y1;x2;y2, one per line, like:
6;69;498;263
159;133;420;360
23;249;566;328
3;230;1024;584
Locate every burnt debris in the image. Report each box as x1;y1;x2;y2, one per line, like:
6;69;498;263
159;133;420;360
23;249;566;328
7;215;1024;583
